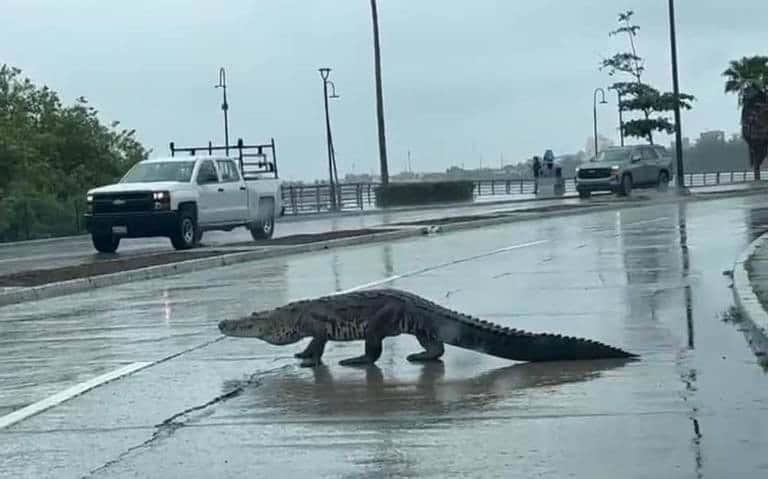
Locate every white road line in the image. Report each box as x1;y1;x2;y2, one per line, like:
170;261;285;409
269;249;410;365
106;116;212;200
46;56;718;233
335;239;549;294
624;217;671;227
0;362;151;430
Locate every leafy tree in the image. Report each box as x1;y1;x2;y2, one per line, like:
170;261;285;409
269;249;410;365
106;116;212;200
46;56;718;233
0;64;149;241
600;10;694;144
723;56;768;180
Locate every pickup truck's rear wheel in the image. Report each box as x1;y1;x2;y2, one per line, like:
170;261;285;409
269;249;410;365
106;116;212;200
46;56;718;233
250;199;275;240
170;210;199;250
92;234;120;253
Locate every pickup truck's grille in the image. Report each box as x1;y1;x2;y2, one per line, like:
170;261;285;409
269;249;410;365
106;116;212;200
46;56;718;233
578;168;613;179
92;192;154;214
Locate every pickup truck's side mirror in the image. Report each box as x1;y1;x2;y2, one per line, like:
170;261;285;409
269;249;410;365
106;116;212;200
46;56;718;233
631;154;642;163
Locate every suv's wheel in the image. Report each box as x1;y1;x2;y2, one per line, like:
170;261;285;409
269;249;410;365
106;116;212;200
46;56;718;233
657;171;669;192
92;234;120;253
618;174;632;196
170;209;199;250
250;199;275;240
578;189;591;199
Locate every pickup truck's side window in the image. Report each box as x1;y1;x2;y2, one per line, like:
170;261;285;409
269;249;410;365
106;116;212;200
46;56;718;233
197;160;219;184
216;160;241;182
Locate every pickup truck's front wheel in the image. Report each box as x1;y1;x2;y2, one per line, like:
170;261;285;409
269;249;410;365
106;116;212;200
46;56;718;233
170;210;199;250
250;199;275;240
92;234;120;253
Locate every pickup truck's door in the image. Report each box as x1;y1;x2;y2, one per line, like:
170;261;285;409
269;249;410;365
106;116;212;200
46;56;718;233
195;159;223;224
216;159;248;222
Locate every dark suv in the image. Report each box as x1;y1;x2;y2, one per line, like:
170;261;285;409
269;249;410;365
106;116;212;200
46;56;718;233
575;145;673;198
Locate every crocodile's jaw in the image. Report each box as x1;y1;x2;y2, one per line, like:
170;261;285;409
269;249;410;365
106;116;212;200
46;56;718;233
218;315;302;345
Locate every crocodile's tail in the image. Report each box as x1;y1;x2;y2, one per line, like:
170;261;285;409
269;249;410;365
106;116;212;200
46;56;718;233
435;317;637;362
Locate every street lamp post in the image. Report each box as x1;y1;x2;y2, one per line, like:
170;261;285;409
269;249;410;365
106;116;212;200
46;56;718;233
667;0;687;192
617;90;625;147
593;87;608;159
319;68;341;210
214;67;230;154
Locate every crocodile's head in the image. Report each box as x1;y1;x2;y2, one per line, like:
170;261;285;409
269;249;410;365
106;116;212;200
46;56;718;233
218;306;303;345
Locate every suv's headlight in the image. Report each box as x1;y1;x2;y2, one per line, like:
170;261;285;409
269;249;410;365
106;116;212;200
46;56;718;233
611;166;620;176
86;194;93;203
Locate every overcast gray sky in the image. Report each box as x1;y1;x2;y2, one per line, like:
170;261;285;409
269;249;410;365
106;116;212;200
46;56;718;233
2;0;765;181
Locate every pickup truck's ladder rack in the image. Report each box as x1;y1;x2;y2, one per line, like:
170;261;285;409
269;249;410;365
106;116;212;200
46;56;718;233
168;138;278;180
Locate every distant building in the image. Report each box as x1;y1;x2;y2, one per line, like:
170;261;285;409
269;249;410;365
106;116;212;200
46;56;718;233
699;130;725;143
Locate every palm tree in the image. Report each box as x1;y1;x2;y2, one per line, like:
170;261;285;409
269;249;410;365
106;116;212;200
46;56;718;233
370;0;389;184
723;56;768;180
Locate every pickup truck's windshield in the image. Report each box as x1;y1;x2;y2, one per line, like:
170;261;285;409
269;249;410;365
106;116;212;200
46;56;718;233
120;161;195;183
593;149;630;163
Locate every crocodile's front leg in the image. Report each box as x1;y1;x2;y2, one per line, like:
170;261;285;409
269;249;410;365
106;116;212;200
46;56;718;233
338;337;383;366
295;337;327;367
338;305;398;367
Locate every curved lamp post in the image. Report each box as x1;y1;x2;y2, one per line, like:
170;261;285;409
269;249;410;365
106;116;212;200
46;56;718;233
593;87;608;159
319;68;341;210
214;67;229;154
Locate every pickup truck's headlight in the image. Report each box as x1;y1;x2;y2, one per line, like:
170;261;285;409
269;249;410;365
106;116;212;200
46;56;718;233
86;194;93;203
611;166;620;176
153;191;171;210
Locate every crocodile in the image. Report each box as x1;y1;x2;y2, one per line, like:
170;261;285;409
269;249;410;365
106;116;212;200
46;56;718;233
218;288;638;367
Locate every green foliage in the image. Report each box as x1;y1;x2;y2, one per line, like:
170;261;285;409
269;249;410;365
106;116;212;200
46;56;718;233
723;56;768;178
375;181;475;208
600;10;694;145
0;64;149;241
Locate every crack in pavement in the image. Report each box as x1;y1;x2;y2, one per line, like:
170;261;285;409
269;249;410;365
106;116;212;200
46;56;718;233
83;365;288;478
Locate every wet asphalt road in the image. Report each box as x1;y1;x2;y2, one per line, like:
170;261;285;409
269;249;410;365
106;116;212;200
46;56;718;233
2;194;768;478
0;196;584;277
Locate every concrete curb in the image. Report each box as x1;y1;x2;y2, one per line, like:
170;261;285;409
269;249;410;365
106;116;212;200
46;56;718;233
731;232;768;357
0;227;423;308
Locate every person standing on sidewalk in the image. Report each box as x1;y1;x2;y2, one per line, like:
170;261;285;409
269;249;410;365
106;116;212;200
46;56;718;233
532;156;541;194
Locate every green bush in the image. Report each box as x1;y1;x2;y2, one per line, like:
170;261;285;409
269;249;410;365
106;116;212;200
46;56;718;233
0;191;83;242
375;180;475;208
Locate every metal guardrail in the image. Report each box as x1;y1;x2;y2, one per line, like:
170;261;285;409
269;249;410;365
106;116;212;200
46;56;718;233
280;169;768;215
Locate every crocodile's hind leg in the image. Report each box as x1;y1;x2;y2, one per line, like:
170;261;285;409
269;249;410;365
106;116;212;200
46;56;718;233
295;337;327;367
407;332;444;362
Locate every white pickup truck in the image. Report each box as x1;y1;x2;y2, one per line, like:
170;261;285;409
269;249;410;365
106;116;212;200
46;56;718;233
84;139;284;253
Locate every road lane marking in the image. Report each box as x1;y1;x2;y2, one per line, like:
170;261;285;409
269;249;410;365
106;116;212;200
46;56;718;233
336;239;549;294
0;362;151;430
0;336;225;430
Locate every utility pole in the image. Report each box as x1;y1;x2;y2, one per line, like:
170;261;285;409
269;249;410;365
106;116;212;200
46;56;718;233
370;0;389;184
667;0;687;192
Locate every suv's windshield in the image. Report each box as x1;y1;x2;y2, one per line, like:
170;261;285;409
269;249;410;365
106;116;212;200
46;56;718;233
593;149;630;163
120;161;195;183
